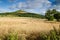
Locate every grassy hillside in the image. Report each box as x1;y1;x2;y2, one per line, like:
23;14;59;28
0;10;45;18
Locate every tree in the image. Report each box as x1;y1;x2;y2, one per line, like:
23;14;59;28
51;9;57;14
54;12;60;21
45;9;54;21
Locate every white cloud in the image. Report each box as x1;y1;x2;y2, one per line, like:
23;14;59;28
10;0;51;9
50;5;60;11
25;0;51;9
16;2;28;9
9;4;17;9
55;5;60;11
9;0;52;14
55;5;60;10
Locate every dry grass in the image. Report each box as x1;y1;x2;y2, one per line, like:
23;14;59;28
0;17;59;36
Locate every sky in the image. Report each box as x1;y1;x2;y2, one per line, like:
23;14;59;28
0;0;60;14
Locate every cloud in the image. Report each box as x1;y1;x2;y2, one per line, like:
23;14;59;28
16;2;28;9
53;5;60;11
10;0;52;9
9;4;17;10
22;0;51;9
8;0;54;14
48;5;60;12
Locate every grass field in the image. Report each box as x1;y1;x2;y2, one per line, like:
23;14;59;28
0;17;59;34
0;17;59;40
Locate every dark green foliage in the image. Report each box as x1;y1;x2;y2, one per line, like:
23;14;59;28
16;13;45;18
45;9;60;21
51;9;57;14
45;9;54;21
54;12;60;21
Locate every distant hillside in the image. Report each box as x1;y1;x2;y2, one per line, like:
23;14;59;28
15;10;27;13
0;10;45;18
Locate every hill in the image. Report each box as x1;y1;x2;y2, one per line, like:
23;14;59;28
0;10;45;18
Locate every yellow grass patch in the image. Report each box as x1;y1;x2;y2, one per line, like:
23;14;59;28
0;17;59;35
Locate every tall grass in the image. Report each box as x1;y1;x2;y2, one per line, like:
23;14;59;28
38;25;60;40
0;26;60;40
